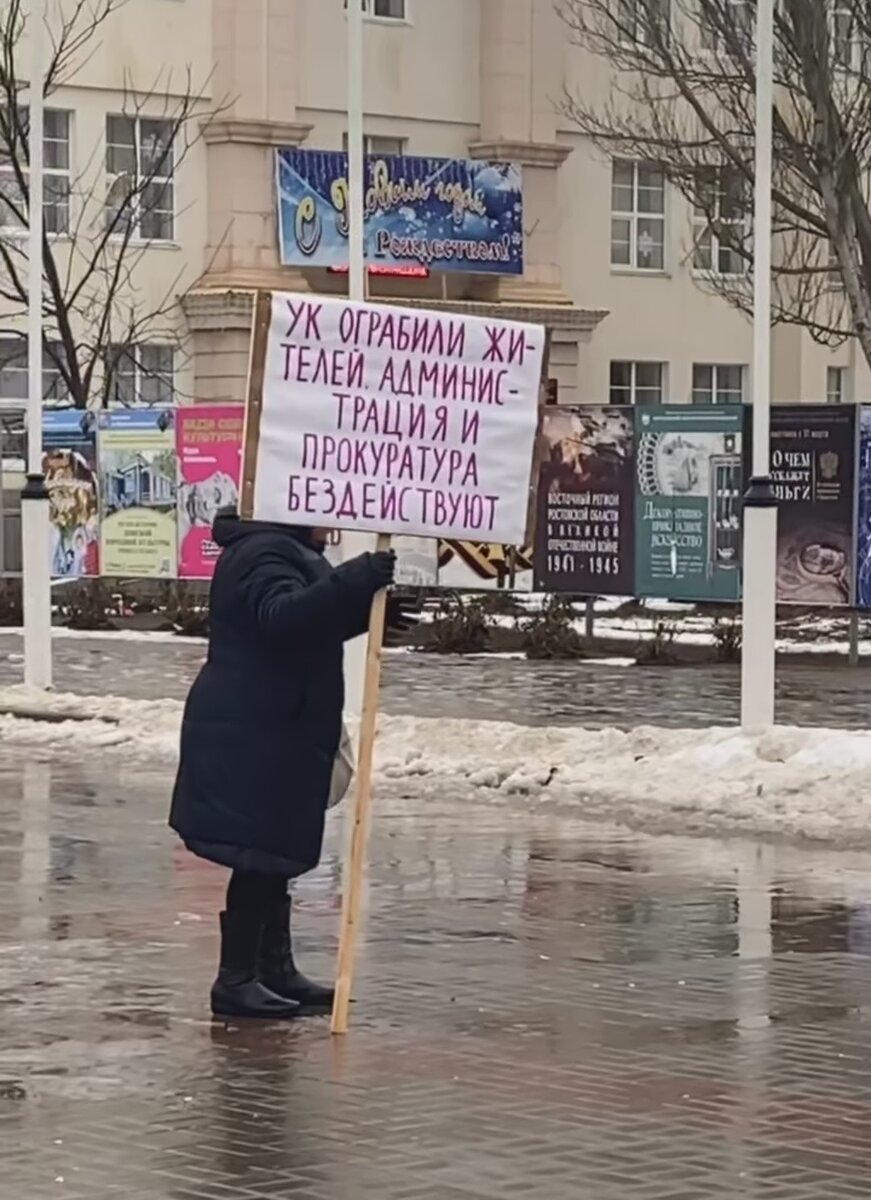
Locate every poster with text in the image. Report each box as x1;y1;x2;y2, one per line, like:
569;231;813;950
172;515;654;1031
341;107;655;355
98;409;178;577
177;405;244;578
857;408;871;608
248;292;544;545
276;150;523;275
533;406;634;595
43;410;100;578
634;406;743;602
767;405;856;606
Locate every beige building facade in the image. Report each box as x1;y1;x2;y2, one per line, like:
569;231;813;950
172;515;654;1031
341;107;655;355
6;0;867;412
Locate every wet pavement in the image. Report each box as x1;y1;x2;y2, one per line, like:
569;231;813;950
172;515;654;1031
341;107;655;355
5;749;871;1196
1;631;871;729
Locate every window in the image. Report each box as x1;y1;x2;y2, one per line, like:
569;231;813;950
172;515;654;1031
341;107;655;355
614;0;670;45
692;166;749;275
0;411;26;473
611;161;665;270
342;133;407;157
0;108;71;234
345;0;407;18
0;337;69;405
106;344;175;407
827;365;847;404
692;364;745;405
831;2;869;72
699;0;751;54
610;361;665;406
106;115;174;241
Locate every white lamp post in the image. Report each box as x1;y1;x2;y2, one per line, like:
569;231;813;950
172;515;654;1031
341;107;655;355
22;0;52;690
740;0;777;731
341;0;375;721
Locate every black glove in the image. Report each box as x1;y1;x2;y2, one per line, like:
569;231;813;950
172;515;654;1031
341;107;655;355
335;549;396;596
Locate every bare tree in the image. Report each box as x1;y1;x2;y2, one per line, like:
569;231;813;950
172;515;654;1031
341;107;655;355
558;0;871;365
0;0;217;408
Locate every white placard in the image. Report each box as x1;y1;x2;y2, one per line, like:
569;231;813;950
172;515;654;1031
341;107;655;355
250;292;544;544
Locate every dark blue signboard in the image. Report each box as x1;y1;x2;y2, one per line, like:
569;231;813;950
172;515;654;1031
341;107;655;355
856;406;871;607
276;149;523;275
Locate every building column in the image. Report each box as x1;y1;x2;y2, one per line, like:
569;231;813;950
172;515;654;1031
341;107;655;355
470;0;573;307
184;0;312;402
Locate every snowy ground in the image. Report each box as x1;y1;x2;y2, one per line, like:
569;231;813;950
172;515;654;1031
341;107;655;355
421;595;871;659
1;683;869;849
6;593;871;661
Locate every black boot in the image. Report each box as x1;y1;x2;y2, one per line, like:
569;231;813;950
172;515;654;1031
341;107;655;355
211;909;300;1020
258;896;335;1012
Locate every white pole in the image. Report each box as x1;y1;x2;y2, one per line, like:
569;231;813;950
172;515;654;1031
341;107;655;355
22;0;52;691
342;0;373;721
347;0;365;304
740;0;776;732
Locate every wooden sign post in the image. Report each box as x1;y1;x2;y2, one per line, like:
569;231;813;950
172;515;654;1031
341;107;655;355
241;289;544;1032
330;530;390;1034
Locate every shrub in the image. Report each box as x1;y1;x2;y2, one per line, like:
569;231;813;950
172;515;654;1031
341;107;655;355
167;582;210;638
712;615;742;663
478;590;524;617
522;594;585;660
635;618;678;665
115;580;170;615
428;594;490;654
56;579;115;630
0;579;22;625
523;595;584;659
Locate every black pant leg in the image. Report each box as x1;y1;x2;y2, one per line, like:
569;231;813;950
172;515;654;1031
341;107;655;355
227;869;288;913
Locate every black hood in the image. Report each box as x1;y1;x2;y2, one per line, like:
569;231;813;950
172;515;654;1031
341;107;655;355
212;509;319;551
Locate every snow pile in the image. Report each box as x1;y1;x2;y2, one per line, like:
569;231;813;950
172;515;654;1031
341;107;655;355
0;686;869;844
379;718;871;843
0;689;182;756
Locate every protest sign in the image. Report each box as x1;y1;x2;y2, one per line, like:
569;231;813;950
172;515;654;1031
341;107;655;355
241;290;544;1034
177;406;244;579
242;292;544;544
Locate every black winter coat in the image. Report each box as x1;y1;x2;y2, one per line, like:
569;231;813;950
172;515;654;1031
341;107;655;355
169;516;374;876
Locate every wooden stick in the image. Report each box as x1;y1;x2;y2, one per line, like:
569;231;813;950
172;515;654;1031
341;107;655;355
240;290;272;521
331;531;391;1034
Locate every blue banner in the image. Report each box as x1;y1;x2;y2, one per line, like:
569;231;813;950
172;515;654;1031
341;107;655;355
276;149;523;275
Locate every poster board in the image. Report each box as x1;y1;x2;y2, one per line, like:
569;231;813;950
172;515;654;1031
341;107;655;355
97;409;178;578
43;410;100;578
761;405;857;606
634;406;743;602
857;407;871;609
533;405;635;595
177;405;245;579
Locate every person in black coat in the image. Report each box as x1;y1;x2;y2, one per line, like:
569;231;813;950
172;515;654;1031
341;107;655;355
170;510;412;1019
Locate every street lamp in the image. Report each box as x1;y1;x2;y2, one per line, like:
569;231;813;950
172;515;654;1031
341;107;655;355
341;0;375;720
22;0;52;690
740;0;777;731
